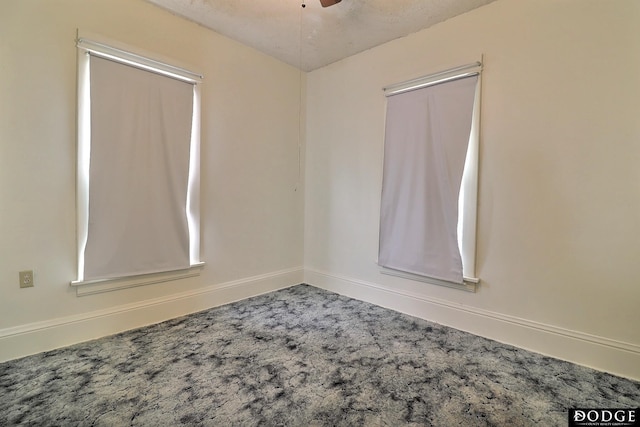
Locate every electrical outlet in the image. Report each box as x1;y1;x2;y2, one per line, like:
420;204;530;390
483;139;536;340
19;270;34;288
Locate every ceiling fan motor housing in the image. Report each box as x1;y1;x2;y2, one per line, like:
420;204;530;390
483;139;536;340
320;0;342;7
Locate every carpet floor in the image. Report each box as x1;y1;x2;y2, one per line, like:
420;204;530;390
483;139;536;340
1;284;638;426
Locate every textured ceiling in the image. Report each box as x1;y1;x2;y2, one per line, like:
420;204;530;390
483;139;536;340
147;0;496;71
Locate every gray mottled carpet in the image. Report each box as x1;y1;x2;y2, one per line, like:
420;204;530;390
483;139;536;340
1;284;638;426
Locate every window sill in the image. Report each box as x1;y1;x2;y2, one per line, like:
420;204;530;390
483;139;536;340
70;263;205;297
380;266;478;292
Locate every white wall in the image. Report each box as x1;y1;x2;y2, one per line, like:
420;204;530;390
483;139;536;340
304;0;640;380
0;0;304;360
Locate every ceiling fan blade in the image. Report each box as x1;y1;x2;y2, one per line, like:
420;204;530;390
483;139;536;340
319;0;342;7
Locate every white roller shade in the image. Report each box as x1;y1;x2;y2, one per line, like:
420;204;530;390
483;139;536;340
379;75;479;285
82;55;194;281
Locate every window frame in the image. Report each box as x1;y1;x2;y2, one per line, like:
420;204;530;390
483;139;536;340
379;61;482;292
71;32;204;296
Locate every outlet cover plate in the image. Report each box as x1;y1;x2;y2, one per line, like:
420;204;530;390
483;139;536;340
19;270;34;288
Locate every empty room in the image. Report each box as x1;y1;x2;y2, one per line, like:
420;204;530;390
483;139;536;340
1;0;639;425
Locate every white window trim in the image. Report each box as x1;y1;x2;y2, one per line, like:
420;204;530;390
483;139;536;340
380;266;478;293
76;37;203;84
70;263;206;297
380;60;482;292
72;31;204;294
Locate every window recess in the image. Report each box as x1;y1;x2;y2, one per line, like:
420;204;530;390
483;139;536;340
72;34;204;295
379;60;482;291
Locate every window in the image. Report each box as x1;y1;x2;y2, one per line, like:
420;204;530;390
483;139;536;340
378;62;481;291
72;36;203;294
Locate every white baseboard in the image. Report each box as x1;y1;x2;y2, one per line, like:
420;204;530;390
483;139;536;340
305;268;640;381
0;267;304;363
3;266;638;381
